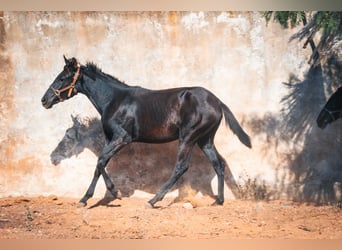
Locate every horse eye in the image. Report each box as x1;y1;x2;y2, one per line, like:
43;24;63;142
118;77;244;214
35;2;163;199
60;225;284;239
60;73;72;81
66;129;77;139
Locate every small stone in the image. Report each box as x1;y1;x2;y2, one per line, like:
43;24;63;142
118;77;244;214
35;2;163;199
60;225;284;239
258;221;266;227
49;195;58;201
183;202;193;209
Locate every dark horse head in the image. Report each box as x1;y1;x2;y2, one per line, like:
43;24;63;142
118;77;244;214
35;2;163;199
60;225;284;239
41;56;81;109
50;115;104;165
317;87;342;129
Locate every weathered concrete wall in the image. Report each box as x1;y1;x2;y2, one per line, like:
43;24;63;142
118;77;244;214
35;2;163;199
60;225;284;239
2;11;338;202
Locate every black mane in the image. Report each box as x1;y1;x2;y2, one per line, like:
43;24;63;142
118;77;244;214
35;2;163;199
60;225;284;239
84;62;127;86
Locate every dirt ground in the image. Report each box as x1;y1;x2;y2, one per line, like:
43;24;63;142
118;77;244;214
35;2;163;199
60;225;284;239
1;194;341;239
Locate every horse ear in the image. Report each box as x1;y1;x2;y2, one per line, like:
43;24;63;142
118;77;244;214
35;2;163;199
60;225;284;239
71;115;76;124
63;55;68;64
71;115;80;126
71;57;78;68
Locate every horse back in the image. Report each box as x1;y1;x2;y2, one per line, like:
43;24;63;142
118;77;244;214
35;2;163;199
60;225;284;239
133;87;222;143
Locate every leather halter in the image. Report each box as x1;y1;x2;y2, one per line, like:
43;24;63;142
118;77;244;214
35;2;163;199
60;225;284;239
50;64;80;102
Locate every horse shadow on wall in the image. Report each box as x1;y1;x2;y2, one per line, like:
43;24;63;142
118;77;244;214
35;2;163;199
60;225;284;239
50;115;241;203
246;56;342;205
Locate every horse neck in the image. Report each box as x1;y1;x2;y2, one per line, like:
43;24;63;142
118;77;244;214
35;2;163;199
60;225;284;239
80;122;105;156
77;72;129;115
83;135;104;156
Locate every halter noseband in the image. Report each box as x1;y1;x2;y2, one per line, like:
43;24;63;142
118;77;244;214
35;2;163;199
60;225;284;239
50;63;81;102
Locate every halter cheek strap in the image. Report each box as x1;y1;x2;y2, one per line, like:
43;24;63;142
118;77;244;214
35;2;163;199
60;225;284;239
50;64;80;102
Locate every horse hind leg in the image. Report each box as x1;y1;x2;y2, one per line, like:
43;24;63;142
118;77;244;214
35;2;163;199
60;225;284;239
148;142;195;207
148;121;208;207
148;97;217;207
221;156;241;199
198;139;226;205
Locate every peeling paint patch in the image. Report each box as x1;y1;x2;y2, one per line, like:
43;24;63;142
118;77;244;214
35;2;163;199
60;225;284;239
216;12;250;37
181;12;209;32
216;12;231;23
36;18;63;29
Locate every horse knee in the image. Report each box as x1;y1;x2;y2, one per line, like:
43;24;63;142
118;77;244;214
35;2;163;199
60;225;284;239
97;155;110;169
212;161;224;175
218;165;225;175
175;164;189;176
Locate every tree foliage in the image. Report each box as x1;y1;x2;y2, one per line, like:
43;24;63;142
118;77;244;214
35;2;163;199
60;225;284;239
263;11;342;66
264;11;306;29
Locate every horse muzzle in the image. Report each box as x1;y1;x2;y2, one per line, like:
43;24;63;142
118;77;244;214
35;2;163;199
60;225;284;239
316;114;329;129
41;99;52;109
41;94;57;109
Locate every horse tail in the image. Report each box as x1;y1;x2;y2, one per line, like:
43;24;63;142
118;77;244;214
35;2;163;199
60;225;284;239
221;102;252;148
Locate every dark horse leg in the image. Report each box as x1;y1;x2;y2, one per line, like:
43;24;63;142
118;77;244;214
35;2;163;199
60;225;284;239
148;115;217;207
148;141;195;207
198;138;226;205
78;134;131;207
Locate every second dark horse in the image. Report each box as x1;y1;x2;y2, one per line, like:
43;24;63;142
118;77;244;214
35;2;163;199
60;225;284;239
317;86;342;129
41;56;252;207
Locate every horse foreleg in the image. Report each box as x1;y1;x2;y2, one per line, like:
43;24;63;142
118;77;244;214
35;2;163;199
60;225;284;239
78;134;131;207
78;167;101;207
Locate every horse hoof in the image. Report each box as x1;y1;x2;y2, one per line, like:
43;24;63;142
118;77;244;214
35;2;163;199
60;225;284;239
116;190;122;200
77;201;87;208
145;202;154;209
211;200;224;206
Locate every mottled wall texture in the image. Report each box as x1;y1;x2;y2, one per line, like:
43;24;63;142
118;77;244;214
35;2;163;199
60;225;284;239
1;11;341;203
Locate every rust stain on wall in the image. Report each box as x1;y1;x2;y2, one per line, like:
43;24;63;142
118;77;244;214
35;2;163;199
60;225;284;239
0;12;52;197
0;11;16;169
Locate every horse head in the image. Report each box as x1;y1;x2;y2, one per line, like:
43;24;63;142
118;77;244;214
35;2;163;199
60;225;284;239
41;56;81;109
317;87;342;129
50;115;87;165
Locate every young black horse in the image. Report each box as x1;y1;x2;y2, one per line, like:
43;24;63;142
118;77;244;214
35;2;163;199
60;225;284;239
41;56;252;208
317;86;342;129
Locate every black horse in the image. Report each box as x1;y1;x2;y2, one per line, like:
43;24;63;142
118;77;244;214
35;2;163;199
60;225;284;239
317;86;342;129
41;56;252;208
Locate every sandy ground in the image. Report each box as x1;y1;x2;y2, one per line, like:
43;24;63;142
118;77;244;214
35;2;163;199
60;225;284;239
0;195;341;239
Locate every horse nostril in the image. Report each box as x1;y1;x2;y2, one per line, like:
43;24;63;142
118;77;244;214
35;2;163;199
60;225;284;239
41;97;47;104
